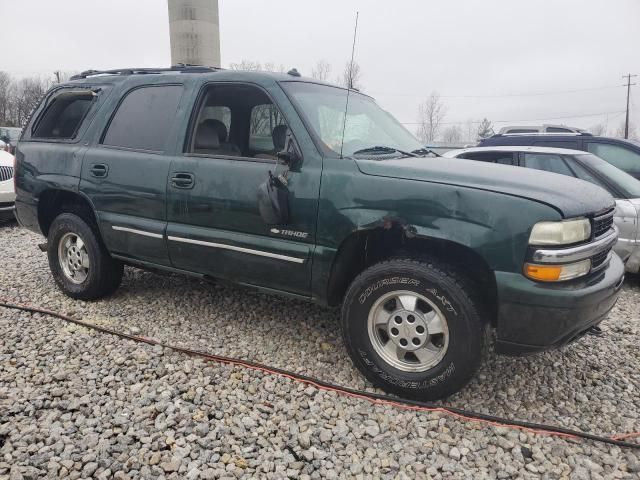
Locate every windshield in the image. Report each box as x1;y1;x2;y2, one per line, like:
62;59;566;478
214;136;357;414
282;82;422;157
577;154;640;198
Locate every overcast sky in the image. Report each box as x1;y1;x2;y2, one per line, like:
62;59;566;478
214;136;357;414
2;0;639;136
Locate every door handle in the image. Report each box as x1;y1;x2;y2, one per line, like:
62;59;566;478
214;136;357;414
90;163;108;178
171;172;195;189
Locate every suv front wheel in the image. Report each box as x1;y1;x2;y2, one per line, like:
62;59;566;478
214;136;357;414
47;212;123;300
341;258;485;400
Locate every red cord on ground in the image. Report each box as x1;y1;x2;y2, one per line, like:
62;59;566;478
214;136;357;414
0;299;638;450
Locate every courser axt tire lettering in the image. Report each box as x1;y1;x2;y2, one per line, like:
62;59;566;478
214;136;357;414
341;257;484;400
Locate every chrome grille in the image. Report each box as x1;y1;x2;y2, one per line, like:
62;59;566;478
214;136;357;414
592;208;614;239
591;248;610;270
0;166;14;182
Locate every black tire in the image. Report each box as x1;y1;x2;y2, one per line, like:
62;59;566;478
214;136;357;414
47;212;123;300
341;257;484;400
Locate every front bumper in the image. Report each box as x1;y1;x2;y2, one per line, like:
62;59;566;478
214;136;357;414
494;253;625;355
0;180;15;219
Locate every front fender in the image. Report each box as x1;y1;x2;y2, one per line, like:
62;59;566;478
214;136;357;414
312;159;562;303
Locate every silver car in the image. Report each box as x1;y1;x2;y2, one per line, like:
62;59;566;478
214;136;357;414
444;146;640;273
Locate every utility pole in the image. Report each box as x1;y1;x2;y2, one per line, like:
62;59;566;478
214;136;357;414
54;71;61;84
622;73;637;139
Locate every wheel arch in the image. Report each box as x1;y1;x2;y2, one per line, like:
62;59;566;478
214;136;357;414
325;224;498;325
38;188;101;237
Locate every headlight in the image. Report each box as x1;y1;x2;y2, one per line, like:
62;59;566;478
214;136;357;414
529;218;591;246
524;259;592;282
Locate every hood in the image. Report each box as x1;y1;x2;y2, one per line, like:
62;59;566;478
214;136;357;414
0;150;14;168
355;156;615;218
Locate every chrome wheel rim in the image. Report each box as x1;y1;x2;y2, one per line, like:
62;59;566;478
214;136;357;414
58;232;90;284
367;290;450;372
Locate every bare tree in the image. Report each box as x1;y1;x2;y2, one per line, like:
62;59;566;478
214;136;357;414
476;118;494;139
13;77;50;126
228;60;262;71
464;119;476;143
0;73;51;127
53;71;79;84
0;72;13;126
228;60;287;73
339;61;362;90
589;123;607;136
442;125;463;144
615;120;637;140
311;60;331;81
415;92;446;143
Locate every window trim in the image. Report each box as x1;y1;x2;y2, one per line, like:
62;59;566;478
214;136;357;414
99;83;184;154
29;88;99;144
184;81;301;164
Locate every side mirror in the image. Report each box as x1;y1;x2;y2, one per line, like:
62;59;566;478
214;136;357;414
276;132;301;169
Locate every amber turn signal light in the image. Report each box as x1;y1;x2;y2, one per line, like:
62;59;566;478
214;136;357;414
524;259;591;282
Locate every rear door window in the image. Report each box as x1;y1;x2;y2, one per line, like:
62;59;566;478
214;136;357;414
32;91;96;139
102;85;183;152
523;153;575;177
586;142;640;173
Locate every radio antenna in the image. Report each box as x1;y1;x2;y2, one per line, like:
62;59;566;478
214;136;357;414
339;11;359;159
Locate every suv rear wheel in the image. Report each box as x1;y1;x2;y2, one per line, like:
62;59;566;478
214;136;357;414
341;258;484;400
47;212;123;300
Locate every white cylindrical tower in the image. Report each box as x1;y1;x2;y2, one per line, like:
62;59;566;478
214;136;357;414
168;0;221;67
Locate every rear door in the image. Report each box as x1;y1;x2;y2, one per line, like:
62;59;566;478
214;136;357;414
80;83;185;266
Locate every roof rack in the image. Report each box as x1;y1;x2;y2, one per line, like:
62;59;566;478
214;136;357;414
70;64;220;80
492;131;593;138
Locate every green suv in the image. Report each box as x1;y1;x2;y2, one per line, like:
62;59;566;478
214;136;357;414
13;66;624;399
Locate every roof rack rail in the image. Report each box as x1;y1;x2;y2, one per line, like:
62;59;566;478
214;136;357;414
492;131;593;138
70;64;219;80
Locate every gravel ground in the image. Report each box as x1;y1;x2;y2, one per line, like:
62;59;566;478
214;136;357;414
1;221;639;479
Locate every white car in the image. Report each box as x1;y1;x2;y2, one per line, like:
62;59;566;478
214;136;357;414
0;150;16;221
444;146;640;273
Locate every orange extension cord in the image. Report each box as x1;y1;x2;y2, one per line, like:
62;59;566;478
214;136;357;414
1;299;638;449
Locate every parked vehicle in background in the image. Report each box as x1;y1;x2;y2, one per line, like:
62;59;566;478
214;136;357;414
498;124;587;134
478;132;640;180
0;127;22;155
444;146;640;273
0;150;16;221
13;66;624;400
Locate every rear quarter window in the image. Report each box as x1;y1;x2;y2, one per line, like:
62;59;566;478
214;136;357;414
32;91;96;140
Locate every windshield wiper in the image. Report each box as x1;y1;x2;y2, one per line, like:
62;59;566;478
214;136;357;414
411;148;441;157
352;146;418;158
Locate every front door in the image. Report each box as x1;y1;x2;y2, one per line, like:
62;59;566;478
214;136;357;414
80;83;185;266
166;82;322;296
